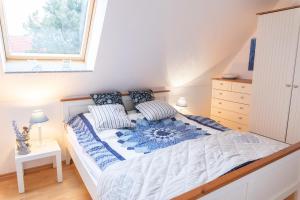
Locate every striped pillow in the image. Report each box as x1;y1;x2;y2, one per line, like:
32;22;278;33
88;104;133;130
136;100;177;121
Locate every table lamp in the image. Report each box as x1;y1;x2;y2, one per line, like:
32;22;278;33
176;97;188;107
30;110;49;145
176;97;189;115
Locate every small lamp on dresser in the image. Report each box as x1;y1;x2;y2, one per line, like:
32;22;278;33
176;97;188;108
176;97;191;115
30;110;49;145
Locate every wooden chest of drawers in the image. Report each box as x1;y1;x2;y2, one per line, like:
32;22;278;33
211;78;252;132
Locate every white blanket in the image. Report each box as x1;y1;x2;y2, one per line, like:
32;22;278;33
96;131;287;200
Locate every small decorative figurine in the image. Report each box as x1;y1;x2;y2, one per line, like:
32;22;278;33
12;121;32;155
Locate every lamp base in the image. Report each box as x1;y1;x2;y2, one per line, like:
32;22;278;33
38;126;43;146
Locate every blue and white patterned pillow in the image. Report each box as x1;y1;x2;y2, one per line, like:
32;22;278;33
136;100;177;121
90;91;123;105
128;89;154;107
88;104;133;130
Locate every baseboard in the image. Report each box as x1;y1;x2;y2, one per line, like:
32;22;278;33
0;161;68;181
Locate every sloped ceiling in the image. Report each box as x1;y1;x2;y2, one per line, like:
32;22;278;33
0;0;278;102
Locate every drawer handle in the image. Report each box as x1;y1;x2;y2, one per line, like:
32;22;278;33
239;107;244;110
218;111;222;114
240;96;244;99
237;127;242;130
241;86;245;89
238;117;243;120
217;121;221;123
220;83;223;86
219;93;223;95
218;102;222;105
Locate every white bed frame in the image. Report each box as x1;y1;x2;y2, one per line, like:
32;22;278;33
62;92;300;200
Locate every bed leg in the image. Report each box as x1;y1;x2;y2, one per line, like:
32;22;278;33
297;163;300;200
65;147;71;165
296;184;300;200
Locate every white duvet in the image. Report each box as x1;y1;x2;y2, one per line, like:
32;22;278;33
81;112;287;200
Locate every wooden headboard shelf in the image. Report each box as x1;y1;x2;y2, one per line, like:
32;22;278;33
60;89;170;102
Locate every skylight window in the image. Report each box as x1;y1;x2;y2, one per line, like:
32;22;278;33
0;0;95;61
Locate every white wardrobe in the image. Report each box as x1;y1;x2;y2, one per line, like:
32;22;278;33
250;7;300;144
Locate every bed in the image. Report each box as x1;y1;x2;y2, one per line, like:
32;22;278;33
61;90;300;200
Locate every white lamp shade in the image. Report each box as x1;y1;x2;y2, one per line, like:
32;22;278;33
176;97;188;107
30;110;49;124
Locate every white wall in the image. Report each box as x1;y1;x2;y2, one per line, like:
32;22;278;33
0;0;278;174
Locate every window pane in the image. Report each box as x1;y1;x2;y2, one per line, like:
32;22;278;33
3;0;89;55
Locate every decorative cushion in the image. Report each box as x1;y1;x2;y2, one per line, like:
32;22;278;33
128;89;154;107
90;91;123;105
88;104;133;130
135;100;177;121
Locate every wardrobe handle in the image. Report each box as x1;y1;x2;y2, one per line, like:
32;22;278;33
294;85;299;89
286;84;292;88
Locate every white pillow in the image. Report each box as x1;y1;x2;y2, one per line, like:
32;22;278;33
135;100;177;121
88;104;133;130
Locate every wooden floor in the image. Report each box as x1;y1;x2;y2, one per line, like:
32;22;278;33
0;164;91;200
0;164;296;200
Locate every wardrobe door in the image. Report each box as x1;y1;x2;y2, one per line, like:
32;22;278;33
286;13;300;144
250;9;300;142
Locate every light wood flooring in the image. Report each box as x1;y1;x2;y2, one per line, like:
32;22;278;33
0;164;296;200
0;164;91;200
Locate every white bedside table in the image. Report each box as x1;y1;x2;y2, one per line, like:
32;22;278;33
15;140;63;193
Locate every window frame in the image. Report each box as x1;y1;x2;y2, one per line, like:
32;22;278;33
0;0;95;61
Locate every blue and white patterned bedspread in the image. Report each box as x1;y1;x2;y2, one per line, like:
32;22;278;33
68;113;229;170
68;113;288;200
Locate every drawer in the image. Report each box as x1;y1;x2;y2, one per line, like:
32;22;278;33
211;116;248;132
212;98;250;115
211;107;249;125
212;80;232;91
232;82;252;94
212;89;251;104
